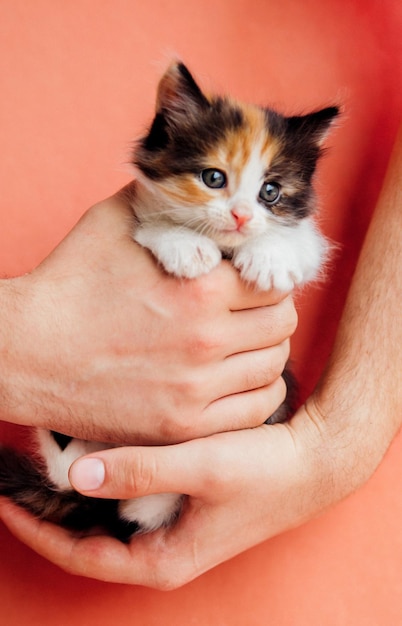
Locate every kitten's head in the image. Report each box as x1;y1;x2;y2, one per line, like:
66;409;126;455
134;62;339;248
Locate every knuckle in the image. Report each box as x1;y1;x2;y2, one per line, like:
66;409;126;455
149;545;199;590
272;377;292;420
157;391;199;442
158;415;193;443
195;441;237;492
185;328;222;361
245;367;267;390
152;568;191;591
189;271;221;307
264;296;298;340
283;297;298;335
258;378;288;421
282;338;291;362
270;341;291;379
250;344;290;389
174;373;202;400
176;372;207;410
277;375;288;403
111;450;155;496
268;345;289;380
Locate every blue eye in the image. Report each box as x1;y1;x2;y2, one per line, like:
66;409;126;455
259;181;281;204
201;169;227;188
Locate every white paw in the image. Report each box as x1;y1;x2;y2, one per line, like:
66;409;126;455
233;241;303;291
119;493;183;532
161;236;221;278
135;225;222;279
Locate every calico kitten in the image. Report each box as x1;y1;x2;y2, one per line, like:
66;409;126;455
0;62;338;541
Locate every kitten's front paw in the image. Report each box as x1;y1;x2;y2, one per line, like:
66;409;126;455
155;235;221;278
134;226;221;278
233;242;303;291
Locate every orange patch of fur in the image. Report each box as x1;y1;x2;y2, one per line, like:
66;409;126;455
159;175;212;205
207;101;281;187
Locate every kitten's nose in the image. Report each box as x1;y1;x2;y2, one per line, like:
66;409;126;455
231;208;251;229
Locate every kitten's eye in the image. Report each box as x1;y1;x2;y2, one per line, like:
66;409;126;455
201;169;227;189
259;181;281;205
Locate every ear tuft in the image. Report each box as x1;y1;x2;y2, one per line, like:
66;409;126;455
155;61;210;117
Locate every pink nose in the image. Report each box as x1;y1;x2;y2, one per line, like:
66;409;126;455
231;209;251;228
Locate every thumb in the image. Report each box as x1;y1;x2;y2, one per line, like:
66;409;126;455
68;439;208;500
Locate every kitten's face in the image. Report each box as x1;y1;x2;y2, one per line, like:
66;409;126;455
134;62;338;248
138;107;290;248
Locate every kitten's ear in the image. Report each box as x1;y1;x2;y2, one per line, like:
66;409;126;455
156;62;210;119
288;106;340;146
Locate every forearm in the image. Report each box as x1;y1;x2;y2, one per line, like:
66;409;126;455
0;276;32;426
309;124;402;482
0;273;72;430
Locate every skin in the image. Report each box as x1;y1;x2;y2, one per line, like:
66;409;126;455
0;125;401;588
0;188;294;446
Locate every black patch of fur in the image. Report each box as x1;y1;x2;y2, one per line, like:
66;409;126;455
0;445;138;542
175;62;211;109
51;431;73;451
143;112;170;152
135;96;245;180
134;62;245;180
263;106;339;220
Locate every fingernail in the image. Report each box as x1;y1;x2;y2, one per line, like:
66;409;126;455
69;457;105;491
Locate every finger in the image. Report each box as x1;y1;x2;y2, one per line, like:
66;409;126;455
225;295;298;354
202;376;287;431
216;261;291;311
0;498;137;582
208;340;290;400
69;403;288;502
0;496;218;587
193;259;290;313
0;499;82;569
149;376;286;443
69;436;218;500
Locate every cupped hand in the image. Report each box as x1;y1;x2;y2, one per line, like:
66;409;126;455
0;185;296;444
0;399;382;589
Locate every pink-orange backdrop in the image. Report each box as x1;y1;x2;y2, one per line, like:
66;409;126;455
0;1;401;624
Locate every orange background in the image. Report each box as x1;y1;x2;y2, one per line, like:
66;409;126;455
1;1;401;624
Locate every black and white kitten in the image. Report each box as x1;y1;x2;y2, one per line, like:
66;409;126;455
0;63;338;541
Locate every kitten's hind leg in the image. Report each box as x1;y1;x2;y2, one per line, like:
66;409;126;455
0;444;97;527
0;444;134;540
134;223;221;278
118;493;183;533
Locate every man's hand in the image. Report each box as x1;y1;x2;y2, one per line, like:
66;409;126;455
0;187;296;444
0;399;384;589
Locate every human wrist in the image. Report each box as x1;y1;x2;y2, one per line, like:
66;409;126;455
302;379;396;500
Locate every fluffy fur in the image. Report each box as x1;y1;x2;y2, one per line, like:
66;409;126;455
0;62;338;540
133;62;338;291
